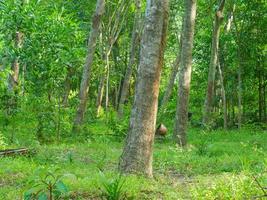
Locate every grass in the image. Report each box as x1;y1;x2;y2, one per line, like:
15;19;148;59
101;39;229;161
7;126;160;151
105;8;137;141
0;122;266;199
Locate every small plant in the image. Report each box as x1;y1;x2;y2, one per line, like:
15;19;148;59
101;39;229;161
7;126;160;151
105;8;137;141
99;172;127;200
24;169;69;200
96;151;107;172
0;131;7;149
66;151;74;164
251;172;267;199
107;110;128;137
195;141;209;156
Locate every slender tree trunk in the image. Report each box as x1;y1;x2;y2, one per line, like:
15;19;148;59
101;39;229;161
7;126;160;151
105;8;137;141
119;0;169;177
258;68;263;122
112;42;121;109
217;61;227;129
237;60;242;129
118;0;142;118
21;64;26;96
233;14;243;130
161;33;182;108
173;0;197;147
202;0;225;126
96;74;105;117
8;31;23;93
72;0;105;132
96;49;111;117
114;86;118;109
224;6;234;32
115;77;122;109
63;66;74;106
231;94;235;125
105;54;110;111
96;0;129;117
264;80;266;122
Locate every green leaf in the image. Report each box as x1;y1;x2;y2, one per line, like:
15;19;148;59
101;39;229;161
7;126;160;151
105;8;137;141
38;192;48;200
55;180;69;194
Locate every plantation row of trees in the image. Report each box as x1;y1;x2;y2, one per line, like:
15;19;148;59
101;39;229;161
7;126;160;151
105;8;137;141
0;0;266;176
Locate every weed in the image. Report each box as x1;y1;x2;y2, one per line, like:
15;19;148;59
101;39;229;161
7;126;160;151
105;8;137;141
24;168;69;200
99;172;127;200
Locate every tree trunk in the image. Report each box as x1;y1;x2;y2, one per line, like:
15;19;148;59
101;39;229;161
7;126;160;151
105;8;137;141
173;0;197;147
258;67;263;122
202;0;225;126
119;0;169;177
72;0;105;132
237;60;242;129
21;64;26;96
8;31;23;93
218;61;227;129
231;93;235;126
96;74;105;117
233;13;243;130
105;54;110;112
264;80;266;122
160;32;182;109
62;66;74;106
118;0;142;118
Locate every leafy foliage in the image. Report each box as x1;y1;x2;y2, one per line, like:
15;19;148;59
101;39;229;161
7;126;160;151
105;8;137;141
24;168;69;200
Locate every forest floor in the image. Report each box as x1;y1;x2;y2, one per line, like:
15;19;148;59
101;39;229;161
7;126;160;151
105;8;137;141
0;123;266;199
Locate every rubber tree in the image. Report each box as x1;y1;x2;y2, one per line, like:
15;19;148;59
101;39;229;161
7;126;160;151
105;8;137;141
202;0;225;126
96;0;130;117
117;0;142;118
72;0;105;132
160;32;182;109
119;0;169;177
173;0;197;147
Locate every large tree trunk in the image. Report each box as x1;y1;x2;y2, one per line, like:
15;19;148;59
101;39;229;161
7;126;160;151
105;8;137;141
72;0;105;132
173;0;197;147
117;0;142;118
119;0;169;177
202;0;225;126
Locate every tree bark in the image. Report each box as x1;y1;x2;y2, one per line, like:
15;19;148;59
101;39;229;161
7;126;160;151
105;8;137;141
264;79;266;122
218;61;227;129
96;0;129;117
160;33;182;109
62;65;74;107
8;31;23;93
72;0;105;132
117;0;142;118
258;67;263;122
237;59;242;129
105;54;110;112
233;12;242;130
202;0;225;126
173;0;197;147
119;0;169;177
96;74;105;117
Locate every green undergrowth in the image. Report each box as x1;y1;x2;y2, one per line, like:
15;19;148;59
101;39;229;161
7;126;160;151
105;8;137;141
0;122;266;199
